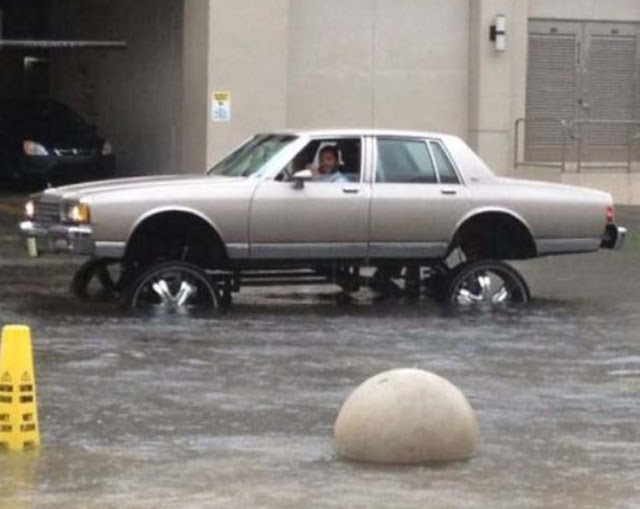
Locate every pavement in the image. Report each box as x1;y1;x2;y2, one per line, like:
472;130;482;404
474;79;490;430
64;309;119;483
0;192;639;508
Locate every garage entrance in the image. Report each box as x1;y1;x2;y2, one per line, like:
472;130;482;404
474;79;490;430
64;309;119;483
0;0;184;180
525;20;640;164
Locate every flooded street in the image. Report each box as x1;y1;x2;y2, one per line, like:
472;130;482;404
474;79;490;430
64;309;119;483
0;196;638;508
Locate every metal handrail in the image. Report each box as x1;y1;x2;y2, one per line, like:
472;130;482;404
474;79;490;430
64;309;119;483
567;119;640;173
515;117;640;173
514;117;569;171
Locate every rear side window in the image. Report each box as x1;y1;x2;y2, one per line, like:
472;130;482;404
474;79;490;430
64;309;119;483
429;141;460;184
376;138;437;184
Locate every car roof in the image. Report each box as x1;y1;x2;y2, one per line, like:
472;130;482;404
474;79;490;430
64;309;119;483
260;128;460;141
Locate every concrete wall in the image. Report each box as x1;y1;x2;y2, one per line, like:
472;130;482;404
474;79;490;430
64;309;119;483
194;0;470;165
288;0;469;136
529;0;640;21
468;0;528;175
49;0;183;175
207;0;289;166
182;0;289;170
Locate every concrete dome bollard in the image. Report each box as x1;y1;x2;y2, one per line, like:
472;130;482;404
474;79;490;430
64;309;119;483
333;368;479;464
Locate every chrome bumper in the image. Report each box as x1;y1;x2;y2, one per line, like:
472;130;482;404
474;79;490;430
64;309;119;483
600;224;627;250
19;220;94;256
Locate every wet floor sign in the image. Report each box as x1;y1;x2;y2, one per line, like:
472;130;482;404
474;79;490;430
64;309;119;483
0;325;40;451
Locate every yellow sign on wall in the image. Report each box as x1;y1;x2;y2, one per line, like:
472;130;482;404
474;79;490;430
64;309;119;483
212;91;231;122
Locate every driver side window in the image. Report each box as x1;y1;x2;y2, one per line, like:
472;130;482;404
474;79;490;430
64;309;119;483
277;137;362;183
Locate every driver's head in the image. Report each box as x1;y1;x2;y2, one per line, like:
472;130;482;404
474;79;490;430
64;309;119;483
318;146;340;174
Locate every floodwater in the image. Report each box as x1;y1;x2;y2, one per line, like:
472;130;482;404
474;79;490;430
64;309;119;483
0;196;638;508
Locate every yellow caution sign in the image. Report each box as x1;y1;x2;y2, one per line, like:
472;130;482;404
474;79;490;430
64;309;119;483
0;325;40;451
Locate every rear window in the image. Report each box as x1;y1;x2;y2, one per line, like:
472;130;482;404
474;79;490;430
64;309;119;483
376;138;437;184
430;141;460;184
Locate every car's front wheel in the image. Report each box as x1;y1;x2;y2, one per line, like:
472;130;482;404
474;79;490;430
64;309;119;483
445;260;530;307
71;257;119;302
121;261;221;314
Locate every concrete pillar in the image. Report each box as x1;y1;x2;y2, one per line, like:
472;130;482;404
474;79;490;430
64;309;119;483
182;0;210;172
468;0;528;175
182;0;289;173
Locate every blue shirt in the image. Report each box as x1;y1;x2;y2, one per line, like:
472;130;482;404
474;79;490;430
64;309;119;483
317;171;349;183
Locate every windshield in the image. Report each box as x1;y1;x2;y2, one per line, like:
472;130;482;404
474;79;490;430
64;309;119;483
207;134;297;177
15;100;92;136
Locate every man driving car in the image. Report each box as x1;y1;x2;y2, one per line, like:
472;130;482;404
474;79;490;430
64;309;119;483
313;146;348;183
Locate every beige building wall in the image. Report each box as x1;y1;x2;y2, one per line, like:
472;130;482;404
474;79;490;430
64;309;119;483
468;0;528;175
288;0;469;136
529;0;640;21
185;0;519;174
186;0;470;167
206;0;289;167
288;0;375;128
184;0;289;169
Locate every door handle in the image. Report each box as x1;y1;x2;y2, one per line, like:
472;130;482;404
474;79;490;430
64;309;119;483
441;189;457;195
342;187;359;194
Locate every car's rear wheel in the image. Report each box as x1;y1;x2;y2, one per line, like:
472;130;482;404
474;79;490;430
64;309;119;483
121;261;220;314
445;260;530;307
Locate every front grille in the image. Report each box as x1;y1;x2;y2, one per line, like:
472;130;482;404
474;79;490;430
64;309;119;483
34;201;61;224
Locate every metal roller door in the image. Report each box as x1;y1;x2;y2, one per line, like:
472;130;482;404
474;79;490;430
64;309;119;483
525;20;640;163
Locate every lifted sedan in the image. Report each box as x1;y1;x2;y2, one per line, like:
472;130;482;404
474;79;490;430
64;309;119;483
19;129;626;312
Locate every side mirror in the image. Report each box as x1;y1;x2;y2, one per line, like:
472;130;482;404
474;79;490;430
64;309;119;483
292;169;313;189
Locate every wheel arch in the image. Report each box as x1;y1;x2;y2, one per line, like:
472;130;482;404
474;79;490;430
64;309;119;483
449;207;537;260
123;206;229;266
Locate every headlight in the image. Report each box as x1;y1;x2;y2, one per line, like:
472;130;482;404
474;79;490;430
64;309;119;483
65;202;91;224
101;141;113;156
23;140;49;157
25;200;34;219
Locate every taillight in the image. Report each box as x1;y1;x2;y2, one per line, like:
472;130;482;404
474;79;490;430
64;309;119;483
606;205;614;224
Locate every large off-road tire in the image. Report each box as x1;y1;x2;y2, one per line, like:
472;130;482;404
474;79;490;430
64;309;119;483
70;258;118;302
120;261;221;314
445;260;530;307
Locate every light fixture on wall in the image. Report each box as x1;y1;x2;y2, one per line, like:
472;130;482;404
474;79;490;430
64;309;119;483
489;14;506;52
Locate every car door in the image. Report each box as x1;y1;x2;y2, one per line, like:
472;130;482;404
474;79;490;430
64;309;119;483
368;136;471;258
249;136;370;259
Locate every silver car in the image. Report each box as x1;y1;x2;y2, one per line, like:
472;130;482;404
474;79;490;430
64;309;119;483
20;129;626;312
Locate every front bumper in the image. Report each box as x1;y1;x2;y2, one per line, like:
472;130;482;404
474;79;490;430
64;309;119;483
19;220;94;256
600;224;627;250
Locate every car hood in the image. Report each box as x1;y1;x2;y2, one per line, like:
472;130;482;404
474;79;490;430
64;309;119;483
21;126;100;148
39;174;245;201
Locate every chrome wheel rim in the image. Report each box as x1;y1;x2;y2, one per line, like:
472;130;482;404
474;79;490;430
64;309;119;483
132;267;215;313
454;269;516;306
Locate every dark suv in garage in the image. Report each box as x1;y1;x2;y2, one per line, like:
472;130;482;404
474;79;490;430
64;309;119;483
0;98;115;189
